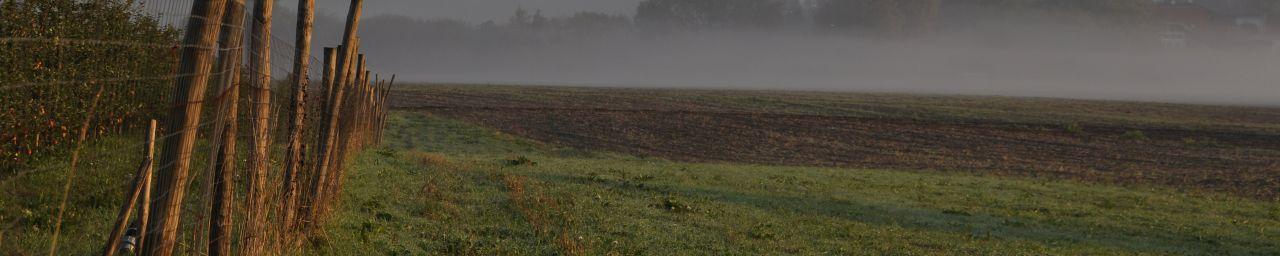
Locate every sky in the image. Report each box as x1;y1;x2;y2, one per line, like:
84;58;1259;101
276;0;641;23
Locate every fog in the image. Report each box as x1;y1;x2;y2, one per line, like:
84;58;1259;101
273;1;1280;105
276;0;639;23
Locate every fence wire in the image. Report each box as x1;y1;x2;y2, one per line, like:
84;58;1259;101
1;1;387;255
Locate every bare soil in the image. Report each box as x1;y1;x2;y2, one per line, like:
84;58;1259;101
392;85;1280;200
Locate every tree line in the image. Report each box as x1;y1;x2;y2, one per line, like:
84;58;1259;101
633;0;1156;35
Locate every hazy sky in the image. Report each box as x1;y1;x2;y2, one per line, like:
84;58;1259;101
277;0;640;23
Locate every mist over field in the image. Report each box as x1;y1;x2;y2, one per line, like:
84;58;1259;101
372;34;1278;105
274;0;1280;105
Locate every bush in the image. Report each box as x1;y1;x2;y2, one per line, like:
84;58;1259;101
1;0;179;169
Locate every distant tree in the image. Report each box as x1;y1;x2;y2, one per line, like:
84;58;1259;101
510;7;531;27
635;0;787;31
943;0;1151;27
899;0;941;34
815;0;939;36
1037;0;1151;24
530;9;550;29
558;12;632;34
480;20;498;30
1267;2;1280;30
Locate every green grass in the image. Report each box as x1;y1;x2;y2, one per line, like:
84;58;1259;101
1;133;163;255
1;130;285;255
4;111;1278;255
309;112;1280;255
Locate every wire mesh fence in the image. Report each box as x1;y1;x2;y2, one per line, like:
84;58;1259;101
1;0;391;255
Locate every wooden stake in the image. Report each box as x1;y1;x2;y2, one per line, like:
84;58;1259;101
243;0;276;254
143;0;230;254
102;160;150;256
310;0;364;228
102;122;158;256
376;75;391;144
308;46;346;231
135;120;158;256
203;1;248;255
281;0;315;243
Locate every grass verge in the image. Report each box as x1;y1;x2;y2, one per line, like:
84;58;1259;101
309;112;1280;255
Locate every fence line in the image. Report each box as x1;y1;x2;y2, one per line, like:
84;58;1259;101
3;0;394;254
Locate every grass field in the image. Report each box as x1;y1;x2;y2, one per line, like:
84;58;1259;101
4;85;1279;255
309;112;1279;255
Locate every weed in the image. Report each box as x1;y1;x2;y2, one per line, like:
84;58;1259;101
941;209;972;216
1121;130;1148;141
632;174;656;182
581;172;609;183
421;181;441;200
1097;198;1117;209
502;175;587;255
556;232;587;256
439;234;478;255
1183;137;1226;148
375;212;397;221
359;222;380;242
376;148;399;157
408;151;449;167
506;156;537;166
654;196;695;213
747;223;778;240
1065;123;1084;134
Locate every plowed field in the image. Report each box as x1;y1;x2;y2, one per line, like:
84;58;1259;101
391;85;1280;200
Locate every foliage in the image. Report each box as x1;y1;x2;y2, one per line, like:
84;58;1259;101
0;0;179;170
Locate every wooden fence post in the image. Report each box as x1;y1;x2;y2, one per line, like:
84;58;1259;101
143;0;230;255
281;0;315;243
376;80;384;143
244;0;276;254
308;47;347;230
351;69;368;149
371;79;383;144
379;78;391;143
310;0;363;229
305;47;339;231
324;54;363;211
328;55;366;201
381;75;395;144
205;0;249;254
361;70;372;148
